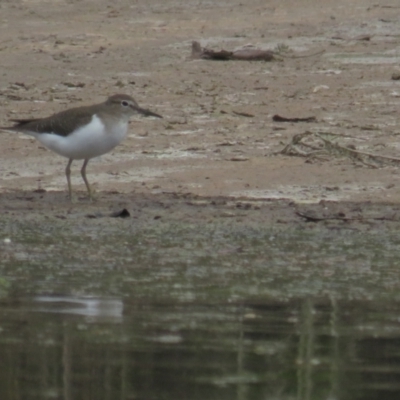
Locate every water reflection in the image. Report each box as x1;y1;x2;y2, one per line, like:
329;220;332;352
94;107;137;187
1;296;400;400
34;296;124;321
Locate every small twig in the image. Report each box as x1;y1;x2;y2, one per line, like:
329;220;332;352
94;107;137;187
232;110;254;118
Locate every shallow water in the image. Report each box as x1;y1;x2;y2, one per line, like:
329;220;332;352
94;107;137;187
1;216;400;399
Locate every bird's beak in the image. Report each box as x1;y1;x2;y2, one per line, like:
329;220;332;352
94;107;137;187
135;106;163;119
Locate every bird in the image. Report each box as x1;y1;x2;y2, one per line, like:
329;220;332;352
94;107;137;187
1;94;162;201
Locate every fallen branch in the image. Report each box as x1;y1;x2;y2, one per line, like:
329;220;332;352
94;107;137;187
296;211;398;222
280;131;400;168
273;114;317;123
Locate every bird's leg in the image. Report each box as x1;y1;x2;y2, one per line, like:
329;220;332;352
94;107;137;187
80;159;95;201
65;158;74;201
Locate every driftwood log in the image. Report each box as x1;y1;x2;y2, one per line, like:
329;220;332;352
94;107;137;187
191;41;275;61
191;41;325;61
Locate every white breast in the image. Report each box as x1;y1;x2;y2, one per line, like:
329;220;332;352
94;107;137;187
33;115;128;160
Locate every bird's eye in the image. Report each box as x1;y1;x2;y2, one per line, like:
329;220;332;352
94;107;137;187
121;100;129;107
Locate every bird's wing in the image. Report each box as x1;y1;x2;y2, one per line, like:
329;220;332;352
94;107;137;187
2;105;97;137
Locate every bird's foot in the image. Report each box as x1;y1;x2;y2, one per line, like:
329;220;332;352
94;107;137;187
87;188;98;202
68;194;77;204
